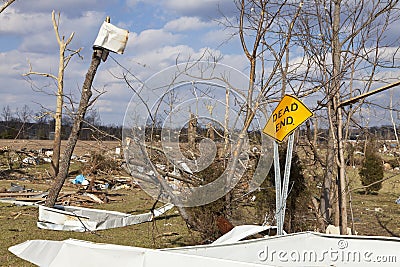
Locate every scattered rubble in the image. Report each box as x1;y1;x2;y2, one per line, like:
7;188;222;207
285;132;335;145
0;177;136;207
0;179;171;232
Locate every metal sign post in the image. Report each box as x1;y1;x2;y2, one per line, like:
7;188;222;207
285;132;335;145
273;140;283;234
265;95;312;235
274;133;294;236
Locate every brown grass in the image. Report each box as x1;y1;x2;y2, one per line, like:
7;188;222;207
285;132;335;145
0;140;201;266
1;140;400;265
0;179;200;266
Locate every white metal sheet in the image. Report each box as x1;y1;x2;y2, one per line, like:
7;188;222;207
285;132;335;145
166;231;400;266
9;239;273;267
93;22;128;54
37;203;174;232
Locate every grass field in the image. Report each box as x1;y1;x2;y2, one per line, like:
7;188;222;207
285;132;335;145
1;140;400;266
0;140;201;266
0;179;200;267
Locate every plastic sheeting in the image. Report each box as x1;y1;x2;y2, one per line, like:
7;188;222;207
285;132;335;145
166;231;400;266
9;239;271;267
9;230;400;266
37;203;174;232
212;225;285;245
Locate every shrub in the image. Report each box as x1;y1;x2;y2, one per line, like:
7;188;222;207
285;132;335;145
359;143;384;194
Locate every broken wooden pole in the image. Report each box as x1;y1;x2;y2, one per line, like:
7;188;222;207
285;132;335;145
45;49;104;207
45;17;129;207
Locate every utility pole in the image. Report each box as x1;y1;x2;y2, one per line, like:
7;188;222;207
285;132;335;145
45;17;111;207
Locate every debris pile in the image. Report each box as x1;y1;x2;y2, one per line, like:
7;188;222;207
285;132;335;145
0;178;134;207
0;181;173;232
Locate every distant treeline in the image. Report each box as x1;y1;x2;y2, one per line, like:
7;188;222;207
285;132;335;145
0;105;122;141
1;105;398;142
298;125;400;143
1;118;398;143
0;120;122;141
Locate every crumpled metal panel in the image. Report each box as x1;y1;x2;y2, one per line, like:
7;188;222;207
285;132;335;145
93;22;128;54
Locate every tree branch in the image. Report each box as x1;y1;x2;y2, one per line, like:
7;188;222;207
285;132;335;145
0;0;16;14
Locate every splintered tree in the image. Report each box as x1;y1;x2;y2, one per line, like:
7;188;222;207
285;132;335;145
24;11;82;177
45;16;128;207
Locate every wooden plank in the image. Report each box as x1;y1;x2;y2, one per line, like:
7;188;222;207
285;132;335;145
15;197;46;202
0;192;44;197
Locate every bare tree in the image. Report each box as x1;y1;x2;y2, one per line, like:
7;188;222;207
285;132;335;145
232;0;307;233
24;11;82;177
16;104;32;139
1;105;12;122
297;0;400;234
120;0;308;238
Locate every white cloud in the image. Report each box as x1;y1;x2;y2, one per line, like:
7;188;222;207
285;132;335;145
2;93;19;103
164;17;215;32
128;29;181;54
203;28;236;47
125;0;141;8
132;45;195;71
0;1;245;125
220;53;248;73
0;8;50;35
125;0;236;19
96;99;114;113
1;8;105;55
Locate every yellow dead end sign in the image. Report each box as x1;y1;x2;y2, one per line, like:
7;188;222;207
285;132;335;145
263;95;313;142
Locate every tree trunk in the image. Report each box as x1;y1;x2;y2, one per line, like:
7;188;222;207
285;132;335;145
313;118;318;147
207;122;214;140
337;108;348;234
332;0;348;234
188;113;197;150
321;131;333;226
45;50;102;207
51;42;66;177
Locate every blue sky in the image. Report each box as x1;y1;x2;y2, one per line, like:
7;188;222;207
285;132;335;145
1;0;400;128
0;0;247;125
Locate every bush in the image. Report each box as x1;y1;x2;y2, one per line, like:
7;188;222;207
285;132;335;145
359;143;384;194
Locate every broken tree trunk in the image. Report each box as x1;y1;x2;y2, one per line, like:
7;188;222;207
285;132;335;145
45;49;103;207
188;113;197;150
